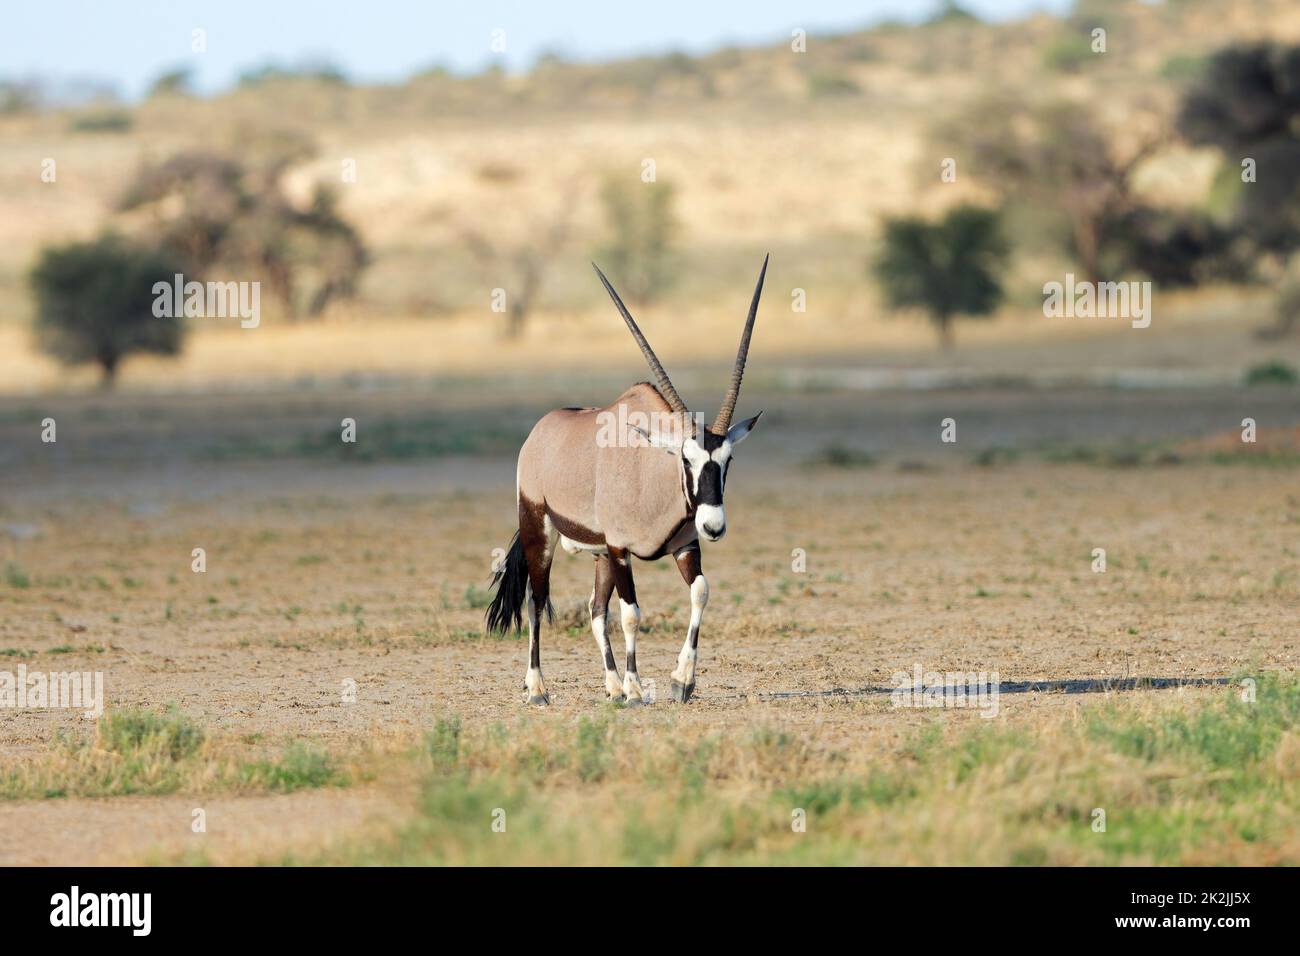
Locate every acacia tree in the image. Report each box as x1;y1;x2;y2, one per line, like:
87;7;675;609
30;235;188;387
1179;42;1300;259
873;205;1009;349
1178;43;1300;336
117;150;367;320
937;99;1166;284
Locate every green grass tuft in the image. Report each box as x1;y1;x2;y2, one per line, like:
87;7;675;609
1088;675;1299;771
99;706;205;762
4;562;31;589
1244;360;1298;387
0;706;351;800
238;742;345;793
425;717;462;772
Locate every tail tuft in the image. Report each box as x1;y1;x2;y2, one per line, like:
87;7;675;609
485;532;528;634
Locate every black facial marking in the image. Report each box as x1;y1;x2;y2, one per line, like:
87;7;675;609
696;461;723;506
684;429;731;510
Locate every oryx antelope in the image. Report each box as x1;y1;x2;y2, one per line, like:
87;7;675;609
485;257;769;706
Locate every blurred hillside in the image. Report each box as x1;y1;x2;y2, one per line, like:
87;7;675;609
2;0;1300;392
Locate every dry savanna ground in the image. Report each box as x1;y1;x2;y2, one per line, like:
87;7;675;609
2;0;1300;866
1;380;1298;865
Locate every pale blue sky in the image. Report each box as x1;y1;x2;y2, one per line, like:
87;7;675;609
2;0;1073;100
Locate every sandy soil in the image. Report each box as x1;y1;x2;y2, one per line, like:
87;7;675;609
0;384;1297;863
0;787;407;866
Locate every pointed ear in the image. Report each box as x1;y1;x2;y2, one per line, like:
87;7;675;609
629;423;682;455
726;411;763;445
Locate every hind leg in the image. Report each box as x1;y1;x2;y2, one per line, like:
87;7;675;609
589;554;622;701
519;500;556;706
607;546;645;705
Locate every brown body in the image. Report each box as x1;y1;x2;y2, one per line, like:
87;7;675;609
518;383;692;558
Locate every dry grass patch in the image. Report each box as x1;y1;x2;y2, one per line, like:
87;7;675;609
0;706;358;799
289;677;1300;865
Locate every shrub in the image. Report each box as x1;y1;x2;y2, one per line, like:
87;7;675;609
873;205;1009;348
30;234;188;386
595;174;679;304
69;111;133;133
1244;360;1298;386
98;707;205;763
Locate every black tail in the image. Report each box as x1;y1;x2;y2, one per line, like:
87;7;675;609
485;532;529;634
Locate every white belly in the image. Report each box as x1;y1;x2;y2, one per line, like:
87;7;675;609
560;535;608;556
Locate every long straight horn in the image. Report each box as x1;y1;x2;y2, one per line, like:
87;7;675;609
592;263;689;416
712;254;768;435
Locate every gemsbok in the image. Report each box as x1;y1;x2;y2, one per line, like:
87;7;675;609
486;256;769;706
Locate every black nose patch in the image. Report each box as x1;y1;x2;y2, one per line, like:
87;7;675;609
696;461;723;506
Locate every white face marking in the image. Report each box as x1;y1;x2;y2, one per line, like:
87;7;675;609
696;504;726;540
682;438;710;495
681;438;733;495
683;436;733;541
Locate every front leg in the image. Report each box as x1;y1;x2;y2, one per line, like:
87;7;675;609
671;544;706;703
607;546;646;706
589;555;623;702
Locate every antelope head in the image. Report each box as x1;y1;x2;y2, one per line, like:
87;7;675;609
592;256;768;542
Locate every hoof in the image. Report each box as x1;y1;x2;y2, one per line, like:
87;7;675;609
526;693;551;707
623;697;646;708
606;693;626;704
670;680;695;704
